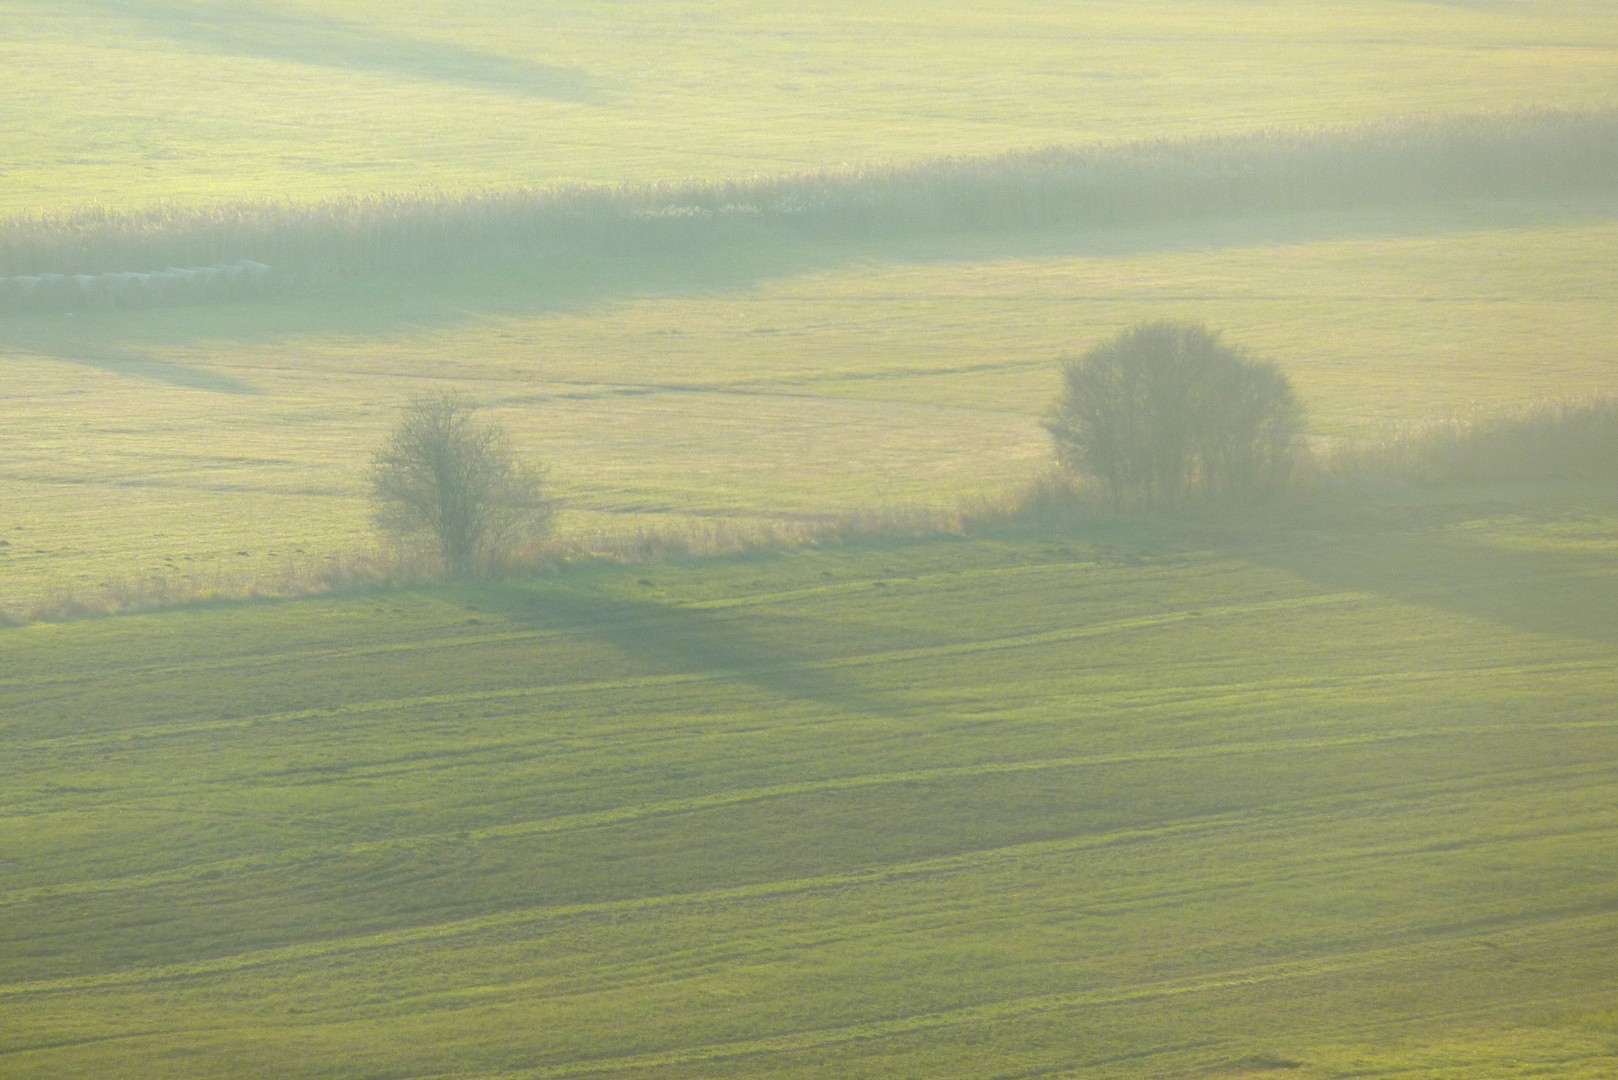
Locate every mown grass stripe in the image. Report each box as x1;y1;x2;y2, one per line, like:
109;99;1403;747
0;815;1254;1000
3;646;1604;775
0;589;1374;749
0;625;567;694
4;722;1613;922
450;913;1618;1079
0;553;1177;693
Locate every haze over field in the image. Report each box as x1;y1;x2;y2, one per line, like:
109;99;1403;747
5;0;1617;211
3;2;1618;1077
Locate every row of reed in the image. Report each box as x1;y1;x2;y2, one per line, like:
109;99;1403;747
1315;396;1618;489
3;109;1612;282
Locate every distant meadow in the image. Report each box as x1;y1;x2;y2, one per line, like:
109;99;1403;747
7;1;1618;213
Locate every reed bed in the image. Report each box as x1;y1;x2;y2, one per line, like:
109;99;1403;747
1307;395;1618;491
2;110;1611;286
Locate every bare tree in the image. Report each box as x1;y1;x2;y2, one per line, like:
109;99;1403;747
1046;321;1303;507
370;394;554;578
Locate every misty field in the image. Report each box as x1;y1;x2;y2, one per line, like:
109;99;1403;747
6;205;1618;613
6;2;1618;1076
6;1;1617;214
4;508;1618;1077
4;1;1617;611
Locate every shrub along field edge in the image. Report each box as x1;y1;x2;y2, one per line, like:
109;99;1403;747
8;393;1617;626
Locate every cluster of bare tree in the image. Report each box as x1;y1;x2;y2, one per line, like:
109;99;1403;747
1045;321;1303;507
370;395;554;580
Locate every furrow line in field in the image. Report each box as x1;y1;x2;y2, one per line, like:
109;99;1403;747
2;647;1605;780
0;554;1249;696
0;588;1373;745
671;556;1196;611
0;551;1132;694
5;723;1614;911
0;626;568;695
0;814;1260;999
445;912;1618;1079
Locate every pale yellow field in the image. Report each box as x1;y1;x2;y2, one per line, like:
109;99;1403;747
5;206;1616;611
3;1;1616;213
5;1;1617;612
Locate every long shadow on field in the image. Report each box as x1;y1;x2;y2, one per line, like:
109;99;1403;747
474;581;905;718
65;0;599;102
1234;507;1618;647
6;196;1615;392
2;322;259;394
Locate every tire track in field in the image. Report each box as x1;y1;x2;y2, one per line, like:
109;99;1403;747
2;648;1605;813
668;553;1209;612
4;719;1615;913
406;912;1618;1079
464;804;1618;1007
1;588;1375;749
12;791;1609;1008
10;532;1560;707
0;553;1263;699
0;813;1261;999
0;644;1579;766
0;553;1117;696
0;625;566;696
2;642;1596;799
4;769;1612;1006
515;356;1051;402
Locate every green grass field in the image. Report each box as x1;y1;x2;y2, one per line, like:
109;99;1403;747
4;502;1618;1076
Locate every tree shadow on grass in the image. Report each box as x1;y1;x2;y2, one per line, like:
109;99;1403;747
4;194;1614;394
1230;498;1618;648
3;322;260;394
0;240;829;393
64;0;600;102
471;578;906;720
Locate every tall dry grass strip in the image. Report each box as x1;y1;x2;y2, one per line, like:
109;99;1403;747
1;110;1611;289
1314;396;1618;489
